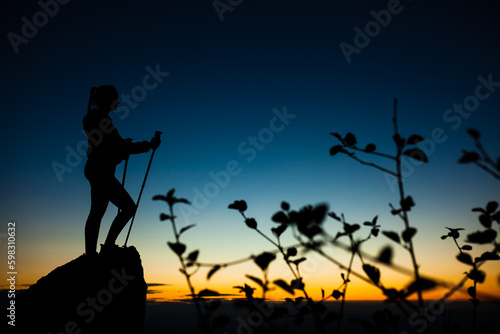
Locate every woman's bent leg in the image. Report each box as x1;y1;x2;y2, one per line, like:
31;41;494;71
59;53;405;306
104;178;136;246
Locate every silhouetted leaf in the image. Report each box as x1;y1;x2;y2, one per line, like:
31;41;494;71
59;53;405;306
405;278;437;297
377;246;393;265
486;201;499;213
457;252;473;265
467;229;497;244
245;218;257;229
445;227;464;239
274;279;294;295
493;211;500;224
159;213;174;221
400;196;415;211
458;151;480;163
291;278;305;290
332;289;343;300
467;286;476;298
281;201;290;211
344;132;357;147
467;128;481;140
228;200;247;212
365;143;376;152
198;289;219;297
402;227;417;242
372;228;380;237
175;198;191;205
253;252;276;271
291;257;306;266
287;247;297;257
330;132;343;143
468;269;486;283
383;288;400;302
472;207;487;213
152;194;168;202
382;231;401;244
233;284;255;300
167;242;186;256
461;245;473;251
344;223;360;234
477;251;500;261
403;148;428;163
212;315;230;329
271;224;288;238
441;235;448;240
407;134;425;145
179;224;196;236
330;145;344;156
207;265;221;280
479;214;492;228
272;211;289;224
187;250;199;262
363;264;380;285
246;275;265;289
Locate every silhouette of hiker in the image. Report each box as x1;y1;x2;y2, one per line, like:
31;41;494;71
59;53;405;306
83;85;160;256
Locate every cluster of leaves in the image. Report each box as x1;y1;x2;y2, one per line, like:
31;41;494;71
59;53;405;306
153;189;230;333
228;200;335;333
330;131;428;166
152;103;499;334
458;129;500;180
442;201;500;305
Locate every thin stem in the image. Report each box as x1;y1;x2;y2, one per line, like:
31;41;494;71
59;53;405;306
472;160;500;180
474;139;496;168
169;204;211;334
393;99;425;309
347;154;398;177
453;238;463;253
335;236;356;334
244;213;325;334
349;145;397;160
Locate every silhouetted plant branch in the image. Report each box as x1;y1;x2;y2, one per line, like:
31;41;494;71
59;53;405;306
153;189;230;333
459;128;500;180
441;201;500;333
228;200;327;334
330;99;427;311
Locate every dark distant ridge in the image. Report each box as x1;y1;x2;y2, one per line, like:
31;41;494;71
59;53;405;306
2;246;147;334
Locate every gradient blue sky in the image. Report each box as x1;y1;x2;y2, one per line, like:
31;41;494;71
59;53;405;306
1;0;499;300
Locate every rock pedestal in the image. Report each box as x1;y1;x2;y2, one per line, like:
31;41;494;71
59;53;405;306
3;246;147;334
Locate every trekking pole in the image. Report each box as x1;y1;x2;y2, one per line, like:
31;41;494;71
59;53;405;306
118;138;133;215
123;131;162;247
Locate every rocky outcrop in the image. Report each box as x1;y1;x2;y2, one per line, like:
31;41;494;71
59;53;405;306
2;246;147;334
